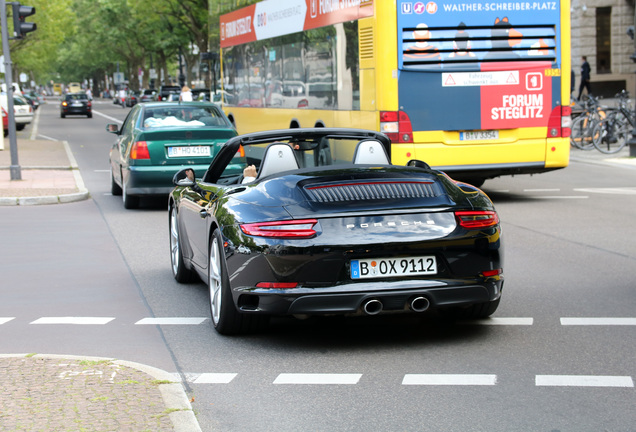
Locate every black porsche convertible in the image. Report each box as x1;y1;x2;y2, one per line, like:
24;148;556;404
169;128;503;335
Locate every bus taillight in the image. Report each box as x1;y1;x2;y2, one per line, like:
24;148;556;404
561;105;572;137
380;111;413;143
548;105;571;138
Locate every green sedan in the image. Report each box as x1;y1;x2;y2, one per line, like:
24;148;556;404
108;101;237;209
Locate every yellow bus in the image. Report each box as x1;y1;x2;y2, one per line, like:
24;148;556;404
53;83;63;96
219;0;571;185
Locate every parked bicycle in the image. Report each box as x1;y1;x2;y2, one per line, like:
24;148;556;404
592;90;634;154
570;95;607;150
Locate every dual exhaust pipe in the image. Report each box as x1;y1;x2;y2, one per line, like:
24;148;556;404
362;296;430;315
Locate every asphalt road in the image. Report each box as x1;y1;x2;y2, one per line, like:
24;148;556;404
2;98;635;432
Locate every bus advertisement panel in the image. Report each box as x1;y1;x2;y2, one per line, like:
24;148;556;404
218;1;570;185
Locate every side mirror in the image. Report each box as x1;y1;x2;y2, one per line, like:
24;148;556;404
407;159;431;170
106;123;120;134
173;168;196;187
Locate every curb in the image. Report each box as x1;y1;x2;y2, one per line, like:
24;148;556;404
0;140;90;206
0;353;202;432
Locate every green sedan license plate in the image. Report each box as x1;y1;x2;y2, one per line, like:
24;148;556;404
168;146;211;157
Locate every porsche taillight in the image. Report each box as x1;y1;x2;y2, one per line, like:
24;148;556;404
130;141;150;159
240;219;318;238
455;211;499;229
62;101;68;107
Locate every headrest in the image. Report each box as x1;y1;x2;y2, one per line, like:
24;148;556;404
258;143;299;178
353;140;390;164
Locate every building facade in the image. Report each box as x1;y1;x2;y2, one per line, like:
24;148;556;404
571;0;636;98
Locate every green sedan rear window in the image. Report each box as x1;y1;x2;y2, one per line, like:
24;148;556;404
142;106;228;128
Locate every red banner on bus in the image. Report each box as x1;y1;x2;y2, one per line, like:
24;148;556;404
220;0;373;48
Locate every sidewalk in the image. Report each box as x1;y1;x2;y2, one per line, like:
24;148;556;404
0;354;199;432
0;139;89;205
0;137;202;431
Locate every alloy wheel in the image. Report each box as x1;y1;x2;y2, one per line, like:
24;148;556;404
209;237;222;325
170;208;180;277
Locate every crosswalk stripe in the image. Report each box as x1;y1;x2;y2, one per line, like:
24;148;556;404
0;317;15;325
561;317;636;326
30;317;115;325
273;373;362;385
536;375;634;387
458;317;533;325
402;374;497;386
135;317;207;325
192;373;238;384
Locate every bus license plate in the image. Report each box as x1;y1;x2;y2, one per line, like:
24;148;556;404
460;131;499;141
168;146;211;157
350;256;437;279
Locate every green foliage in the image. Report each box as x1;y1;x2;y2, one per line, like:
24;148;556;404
3;0;211;88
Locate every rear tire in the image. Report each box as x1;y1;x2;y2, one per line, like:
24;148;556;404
110;167;122;196
122;179;139;209
169;206;197;283
209;229;268;335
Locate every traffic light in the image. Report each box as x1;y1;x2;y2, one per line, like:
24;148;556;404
11;2;36;39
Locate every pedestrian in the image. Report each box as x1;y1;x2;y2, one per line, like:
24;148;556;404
85;88;93;100
180;85;193;102
577;56;591;100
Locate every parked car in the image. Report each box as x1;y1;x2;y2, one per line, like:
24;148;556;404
168;128;504;335
2;107;8;136
125;91;139;107
139;89;156;103
0;93;33;130
157;85;181;101
23;93;40;110
60;93;92;118
107;101;237;209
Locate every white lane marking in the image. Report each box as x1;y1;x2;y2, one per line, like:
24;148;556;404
458;317;533;325
92;110;123;124
0;317;15;325
530;196;588;199
273;373;362;385
94;169;110;173
29;105;40;140
135;317;207;325
193;373;238;384
536;375;634;388
561;317;636;326
31;317;115;325
574;187;636;195
37;134;59;142
524;188;561;192
403;374;497;386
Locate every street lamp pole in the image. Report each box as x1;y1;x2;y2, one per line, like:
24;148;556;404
1;0;21;180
